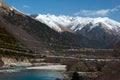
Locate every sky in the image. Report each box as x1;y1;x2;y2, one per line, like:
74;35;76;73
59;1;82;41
4;0;120;22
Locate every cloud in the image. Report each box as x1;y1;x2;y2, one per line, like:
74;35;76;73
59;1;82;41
23;5;30;8
111;5;120;12
74;5;120;17
74;9;109;16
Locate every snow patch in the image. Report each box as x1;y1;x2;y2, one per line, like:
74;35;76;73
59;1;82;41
9;7;14;11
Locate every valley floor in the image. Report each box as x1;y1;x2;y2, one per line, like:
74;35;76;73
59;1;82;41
0;49;120;80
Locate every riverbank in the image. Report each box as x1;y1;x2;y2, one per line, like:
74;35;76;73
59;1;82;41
0;64;66;72
27;65;66;71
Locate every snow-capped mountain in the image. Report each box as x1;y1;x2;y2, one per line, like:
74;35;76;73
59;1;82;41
1;2;98;50
1;2;119;50
33;14;120;48
35;14;120;33
0;2;71;50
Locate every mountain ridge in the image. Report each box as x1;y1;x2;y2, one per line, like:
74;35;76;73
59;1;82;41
0;2;118;51
0;2;101;53
32;14;120;48
34;14;120;33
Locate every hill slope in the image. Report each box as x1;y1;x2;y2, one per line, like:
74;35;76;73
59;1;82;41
0;2;100;54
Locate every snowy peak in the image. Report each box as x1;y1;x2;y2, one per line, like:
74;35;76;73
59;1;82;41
35;14;120;33
36;14;62;32
36;14;74;32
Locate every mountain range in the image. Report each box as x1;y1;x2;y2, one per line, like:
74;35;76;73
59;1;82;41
0;2;120;54
31;14;120;48
0;2;96;53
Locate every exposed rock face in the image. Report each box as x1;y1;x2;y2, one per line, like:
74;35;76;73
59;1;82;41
0;55;32;67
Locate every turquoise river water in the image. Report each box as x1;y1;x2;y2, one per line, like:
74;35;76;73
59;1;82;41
0;67;64;80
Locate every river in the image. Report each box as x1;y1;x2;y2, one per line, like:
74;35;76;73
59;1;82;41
0;67;64;80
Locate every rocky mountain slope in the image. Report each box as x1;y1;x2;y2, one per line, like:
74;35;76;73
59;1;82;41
0;1;118;52
33;14;120;48
0;2;100;54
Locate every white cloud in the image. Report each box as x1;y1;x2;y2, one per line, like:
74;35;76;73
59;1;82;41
74;9;109;16
23;5;30;8
74;5;120;17
111;5;120;12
